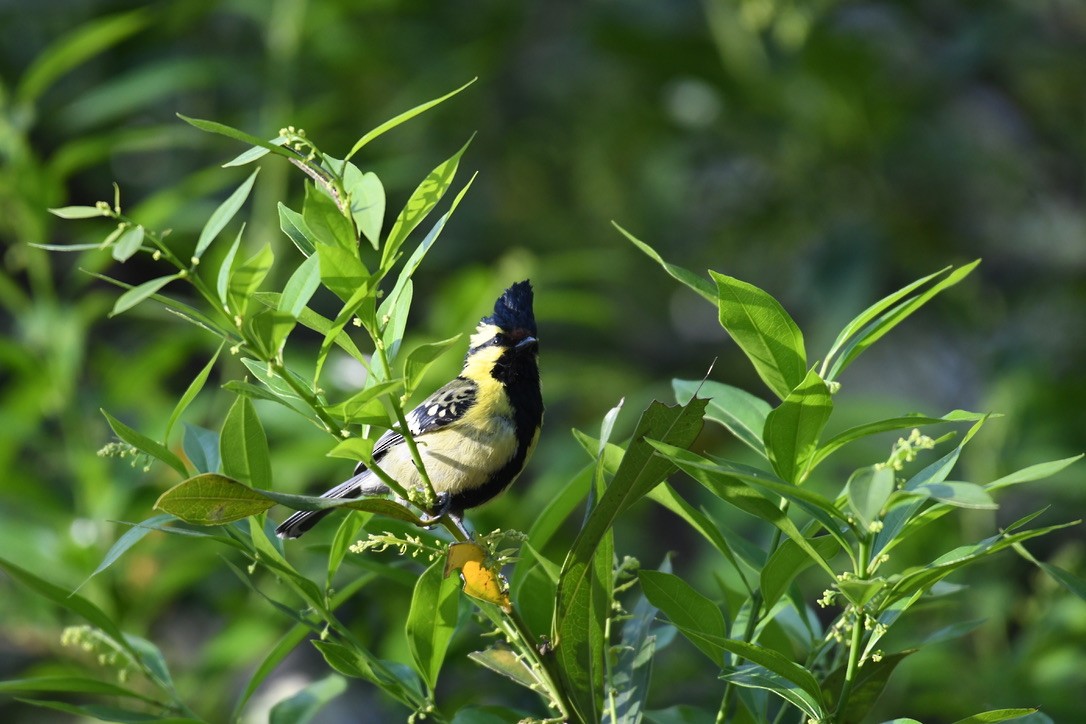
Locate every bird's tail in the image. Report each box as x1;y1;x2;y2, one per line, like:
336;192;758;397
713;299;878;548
274;471;389;539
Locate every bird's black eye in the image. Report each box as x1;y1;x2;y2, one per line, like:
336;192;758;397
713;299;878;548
491;333;506;346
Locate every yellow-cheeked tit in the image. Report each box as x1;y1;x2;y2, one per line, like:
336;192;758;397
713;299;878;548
276;280;542;539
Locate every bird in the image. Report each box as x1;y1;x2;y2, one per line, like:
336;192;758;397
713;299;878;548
275;280;543;539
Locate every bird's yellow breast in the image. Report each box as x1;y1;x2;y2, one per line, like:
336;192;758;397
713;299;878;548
379;410;517;495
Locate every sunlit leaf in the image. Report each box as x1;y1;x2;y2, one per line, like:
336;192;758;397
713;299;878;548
194;169;259;259
346;78;477;160
278;253;321;319
109;274;182;317
154;473;274;524
220;396;272;490
638;570;726;665
614;223;715;303
101;408;187;477
406;559;461;691
111;225;144;261
711;271;806;400
763;369;832;483
846;465;896;527
268;674;347;724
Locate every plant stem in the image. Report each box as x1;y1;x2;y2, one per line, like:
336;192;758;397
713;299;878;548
506;604;574;722
374;340;438;508
717;512;787;723
835;539;871;719
270;360;344;436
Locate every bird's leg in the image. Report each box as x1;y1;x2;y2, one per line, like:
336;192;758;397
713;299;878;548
416;491;451;527
415;494;472;539
445;510;473;540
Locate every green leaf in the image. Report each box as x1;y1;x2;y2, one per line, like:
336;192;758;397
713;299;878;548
555;399;706;723
381;139;471;272
403;335;462;397
277;253;322;319
195;169;259;259
101;408;187;477
382;173;476;316
228;243;274;315
720;659;825;720
48;205;108;218
222;136;287;167
822;265;953;378
183;423;220;474
216;227;243;308
154;474;427;527
254;294;366;362
638;570;726;665
14;698;200;723
614;223;715;303
220;396;272;489
154;473;274;523
111;225;144;261
0;556;140;673
377;278;413;367
346;78;477;160
950;709;1040;724
304;182;356;250
73;514;175;593
763;369;832;483
674;379;770;458
165;345;220;443
278;202;317;257
325;379;403;423
123;633;176;695
406;559;461;691
327;512;367;590
825;261;980;381
178;114;298;164
310;640;422;708
0;677;151;702
761;536;840;611
889;521;1078;599
711;270;806;400
648;441;840;578
343;166;384;249
874;435;972;556
17;9;147;104
811;410;987;470
268;674;347;724
647;483;757;595
846;465;896;527
719;642;826;713
643;706;716;724
232;625;312;721
988;454;1083;491
468;647;541;691
822;650;913;723
246;307;297;358
607;558;665;724
1013;543;1086;602
109;274;182;317
911;481;998;510
317;243;370;302
313;280;376;383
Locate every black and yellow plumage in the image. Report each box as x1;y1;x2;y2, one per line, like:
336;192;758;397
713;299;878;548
275;280;543;539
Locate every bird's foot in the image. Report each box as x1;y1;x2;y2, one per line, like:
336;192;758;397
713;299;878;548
417;492;451;527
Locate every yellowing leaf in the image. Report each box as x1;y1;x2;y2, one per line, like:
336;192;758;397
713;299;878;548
445;542;510;611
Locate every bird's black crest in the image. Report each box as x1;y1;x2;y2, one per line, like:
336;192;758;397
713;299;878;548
483;280;536;335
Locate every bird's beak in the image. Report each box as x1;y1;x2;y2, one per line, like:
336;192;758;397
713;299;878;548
515;336;538;351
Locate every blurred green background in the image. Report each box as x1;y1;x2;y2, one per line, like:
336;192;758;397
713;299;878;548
1;1;1083;722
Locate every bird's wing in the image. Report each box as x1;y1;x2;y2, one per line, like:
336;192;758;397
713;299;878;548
351;377;479;476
